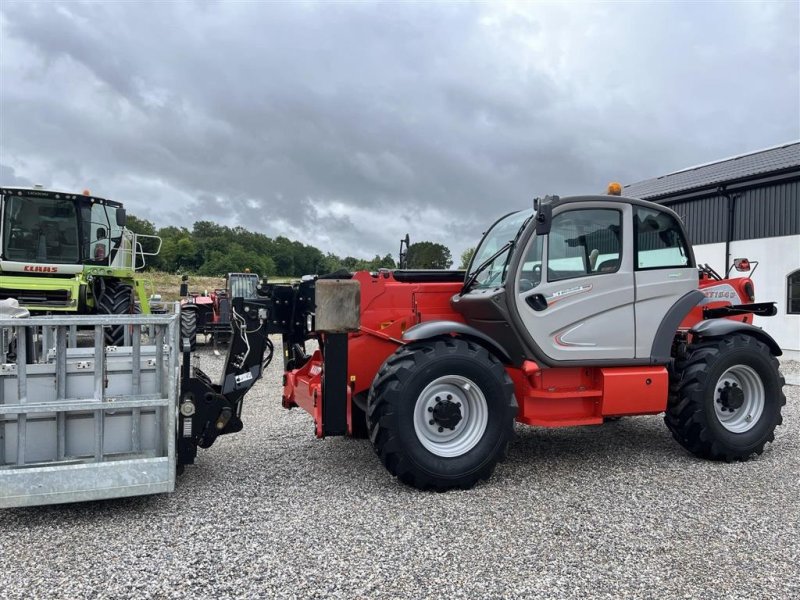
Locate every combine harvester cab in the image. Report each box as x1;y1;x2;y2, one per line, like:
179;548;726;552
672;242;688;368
0;302;179;508
0;186;162;346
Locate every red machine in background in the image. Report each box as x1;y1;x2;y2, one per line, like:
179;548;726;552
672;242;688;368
180;281;232;345
179;272;260;345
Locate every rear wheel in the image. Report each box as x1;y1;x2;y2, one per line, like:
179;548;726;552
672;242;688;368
665;333;786;461
367;337;517;491
96;279;134;346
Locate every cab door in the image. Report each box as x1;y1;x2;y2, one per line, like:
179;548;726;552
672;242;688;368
512;201;636;362
631;205;698;358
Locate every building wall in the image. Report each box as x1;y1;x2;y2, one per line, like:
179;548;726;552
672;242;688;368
693;235;800;359
663;180;800;246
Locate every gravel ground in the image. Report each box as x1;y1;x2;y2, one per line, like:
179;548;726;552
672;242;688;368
1;342;798;599
780;358;800;386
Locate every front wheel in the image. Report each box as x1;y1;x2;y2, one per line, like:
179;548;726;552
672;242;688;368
367;338;517;491
96;279;134;346
665;333;786;461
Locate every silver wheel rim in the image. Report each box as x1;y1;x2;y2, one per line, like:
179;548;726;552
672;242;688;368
413;375;488;458
714;364;765;433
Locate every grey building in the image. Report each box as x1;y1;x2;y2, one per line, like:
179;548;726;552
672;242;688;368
624;141;800;358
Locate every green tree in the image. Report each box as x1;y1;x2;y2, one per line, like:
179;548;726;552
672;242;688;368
378;253;396;269
270;236;296;276
406;241;453;269
459;247;475;270
198;244;275;277
128;213;405;277
160;235;199;272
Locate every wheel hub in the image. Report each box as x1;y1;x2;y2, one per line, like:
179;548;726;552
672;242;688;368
713;365;765;433
413;375;489;458
430;398;463;430
718;382;745;411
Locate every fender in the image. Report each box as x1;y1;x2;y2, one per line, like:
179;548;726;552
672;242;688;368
651;290;705;363
402;320;512;364
690;319;782;356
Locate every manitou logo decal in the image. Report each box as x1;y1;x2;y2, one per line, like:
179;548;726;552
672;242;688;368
23;265;59;273
700;284;740;304
546;284;593;305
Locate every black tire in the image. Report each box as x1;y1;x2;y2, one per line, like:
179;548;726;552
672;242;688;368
367;337;517;491
350;393;369;439
180;308;198;352
665;333;786;461
96;279;134;346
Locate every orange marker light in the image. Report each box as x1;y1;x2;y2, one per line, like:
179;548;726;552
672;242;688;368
82;189;91;196
607;182;622;196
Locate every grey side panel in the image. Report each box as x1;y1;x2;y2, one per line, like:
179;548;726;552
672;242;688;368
402;320;512;363
634;267;699;358
650;289;704;362
690;319;783;356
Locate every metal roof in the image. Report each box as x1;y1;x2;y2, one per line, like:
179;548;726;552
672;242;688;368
624;141;800;200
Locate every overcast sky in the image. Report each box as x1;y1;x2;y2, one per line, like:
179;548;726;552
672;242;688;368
1;1;798;261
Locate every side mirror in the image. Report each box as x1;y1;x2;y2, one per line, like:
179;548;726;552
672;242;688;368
116;208;127;227
733;258;751;272
535;204;551;235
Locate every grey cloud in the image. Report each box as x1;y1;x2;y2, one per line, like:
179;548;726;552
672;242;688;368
0;164;33;187
1;1;798;260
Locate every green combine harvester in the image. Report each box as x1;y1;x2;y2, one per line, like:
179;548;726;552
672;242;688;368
0;186;161;345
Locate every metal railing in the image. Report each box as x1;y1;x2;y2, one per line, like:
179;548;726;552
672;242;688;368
0;312;179;508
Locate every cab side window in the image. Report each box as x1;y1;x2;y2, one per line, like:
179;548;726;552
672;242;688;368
547;209;622;282
518;235;544;292
634;207;692;270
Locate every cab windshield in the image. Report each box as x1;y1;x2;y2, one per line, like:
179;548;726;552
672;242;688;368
2;193;125;265
466;209;533;289
2;195;80;263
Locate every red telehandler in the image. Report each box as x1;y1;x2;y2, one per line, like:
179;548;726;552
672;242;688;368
175;192;785;490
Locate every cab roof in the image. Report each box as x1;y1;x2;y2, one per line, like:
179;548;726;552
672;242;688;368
0;186;123;208
542;193;684;220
